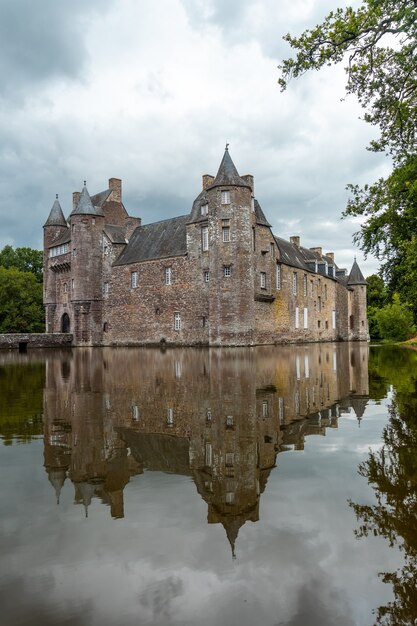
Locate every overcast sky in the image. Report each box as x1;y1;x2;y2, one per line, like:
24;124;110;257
0;0;388;276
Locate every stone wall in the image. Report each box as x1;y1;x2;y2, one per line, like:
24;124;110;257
0;333;73;350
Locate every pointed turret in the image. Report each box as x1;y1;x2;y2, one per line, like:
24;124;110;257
47;468;67;504
71;182;104;217
208;145;251;190
348;258;367;285
43;195;67;227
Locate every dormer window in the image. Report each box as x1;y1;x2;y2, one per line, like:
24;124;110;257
221;190;230;205
201;203;208;216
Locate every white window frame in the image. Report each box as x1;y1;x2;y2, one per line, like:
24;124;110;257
131;271;138;289
317;296;321;312
202;226;209;251
167;408;174;426
295;306;299;329
165;266;172;285
303;307;308;329
332;309;336;329
221;190;230;205
204;270;209;283
260;272;266;289
205;442;212;466
276;264;281;290
223;265;231;277
222;226;230;242
201;203;208;216
303;274;307;297
174;312;181;331
293;272;297;295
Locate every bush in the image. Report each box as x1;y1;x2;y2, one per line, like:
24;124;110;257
0;267;44;333
375;294;415;342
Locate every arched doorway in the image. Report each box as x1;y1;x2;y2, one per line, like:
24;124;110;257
61;313;70;333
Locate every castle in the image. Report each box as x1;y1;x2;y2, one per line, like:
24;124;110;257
43;147;368;346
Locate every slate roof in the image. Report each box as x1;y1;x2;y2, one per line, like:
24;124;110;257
114;215;188;265
91;189;111;208
274;236;309;270
47;228;71;248
44;196;67;227
104;224;127;244
208;148;252;190
348;259;367;285
254;200;271;227
71;185;104;217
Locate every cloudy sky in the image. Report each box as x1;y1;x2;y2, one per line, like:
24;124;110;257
0;0;388;275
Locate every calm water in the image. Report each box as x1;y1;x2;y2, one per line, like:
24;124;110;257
0;343;416;626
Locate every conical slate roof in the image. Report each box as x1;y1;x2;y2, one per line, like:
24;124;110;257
43;195;67;227
348;259;367;285
71;183;104;217
208;146;251;190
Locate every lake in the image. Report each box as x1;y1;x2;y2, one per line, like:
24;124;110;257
0;343;416;626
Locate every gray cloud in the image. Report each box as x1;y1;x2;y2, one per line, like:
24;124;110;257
0;0;110;103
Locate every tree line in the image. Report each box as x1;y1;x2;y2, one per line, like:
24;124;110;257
0;245;44;333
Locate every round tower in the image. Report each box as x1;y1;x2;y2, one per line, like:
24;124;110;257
347;259;369;341
69;183;105;345
43;195;69;332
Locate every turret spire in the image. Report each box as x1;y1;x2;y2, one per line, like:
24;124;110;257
208;147;251;190
71;182;104;217
347;258;367;285
43;195;67;227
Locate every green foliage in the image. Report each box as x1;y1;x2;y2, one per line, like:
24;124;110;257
279;0;417;321
366;273;387;308
351;346;417;624
0;245;43;282
0;267;45;333
375;294;415;342
279;0;417;157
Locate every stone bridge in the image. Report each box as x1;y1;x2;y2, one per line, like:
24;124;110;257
0;333;73;351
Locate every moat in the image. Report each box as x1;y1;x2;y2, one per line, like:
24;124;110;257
0;344;416;626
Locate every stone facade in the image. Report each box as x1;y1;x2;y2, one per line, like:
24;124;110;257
43;149;368;346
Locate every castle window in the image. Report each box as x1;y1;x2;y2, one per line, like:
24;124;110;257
202;226;209;251
71;279;74;290
295;306;299;329
251;195;255;212
270;242;274;256
332;310;336;329
260;272;266;289
206;408;212;423
205;443;212;466
293;272;297;295
202;316;207;327
262;400;269;418
252;227;256;251
73;248;77;258
225;491;235;504
317;296;321;312
63;283;68;293
303;307;308;329
225;452;234;467
276;264;281;290
310;280;314;297
203;270;209;283
167;408;174;426
222;219;230;242
325;284;328;299
201;203;208;216
223;265;231;277
174;312;181;331
103;322;108;332
226;415;234;428
103;282;109;295
131;405;139;421
131;271;138;288
165;267;172;285
49;243;69;258
221;190;230;205
303;274;307;297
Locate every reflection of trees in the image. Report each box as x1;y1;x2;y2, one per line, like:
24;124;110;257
351;348;417;625
0;362;44;444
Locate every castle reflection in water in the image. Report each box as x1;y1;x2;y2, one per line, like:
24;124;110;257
43;343;369;554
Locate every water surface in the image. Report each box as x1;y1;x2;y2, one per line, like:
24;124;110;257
0;343;415;626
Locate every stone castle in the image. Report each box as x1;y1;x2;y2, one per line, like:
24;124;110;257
43;147;368;346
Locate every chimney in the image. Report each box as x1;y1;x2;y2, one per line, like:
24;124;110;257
202;175;214;190
72;191;81;210
310;247;322;256
241;174;254;193
290;236;300;247
109;178;122;203
326;252;334;262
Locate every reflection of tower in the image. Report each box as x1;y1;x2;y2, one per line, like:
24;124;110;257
43;348;141;518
